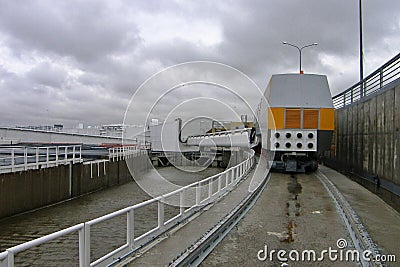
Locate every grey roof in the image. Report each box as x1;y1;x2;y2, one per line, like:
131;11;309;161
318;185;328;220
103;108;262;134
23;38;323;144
266;74;333;108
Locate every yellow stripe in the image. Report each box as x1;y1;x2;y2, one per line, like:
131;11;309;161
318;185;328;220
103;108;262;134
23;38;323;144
268;107;284;129
320;108;335;130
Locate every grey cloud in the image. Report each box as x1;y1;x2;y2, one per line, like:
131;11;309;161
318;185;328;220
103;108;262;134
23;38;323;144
0;0;399;127
27;61;68;88
0;0;140;63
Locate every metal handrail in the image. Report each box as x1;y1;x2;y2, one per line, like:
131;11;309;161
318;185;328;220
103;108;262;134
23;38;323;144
0;151;255;267
333;52;400;109
108;145;141;161
0;145;82;174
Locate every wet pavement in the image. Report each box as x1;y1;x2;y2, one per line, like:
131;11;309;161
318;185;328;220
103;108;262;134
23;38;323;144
202;172;353;266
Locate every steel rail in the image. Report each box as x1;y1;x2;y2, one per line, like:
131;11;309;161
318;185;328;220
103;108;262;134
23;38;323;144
316;170;384;267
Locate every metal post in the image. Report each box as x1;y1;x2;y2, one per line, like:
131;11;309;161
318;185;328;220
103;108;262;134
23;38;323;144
69;163;72;198
36;147;39;169
218;175;222;193
359;0;364;92
72;146;76;162
196;185;201;205
299;49;302;73
65;146;68;163
7;252;14;267
78;227;85;267
127;209;134;249
55;146;59;166
84;224;91;267
180;189;185;215
379;69;383;88
24;147;27;170
46;147;49;167
208;179;213;199
158;199;164;229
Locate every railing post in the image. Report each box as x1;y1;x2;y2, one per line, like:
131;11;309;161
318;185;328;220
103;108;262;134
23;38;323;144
217;175;222;194
350;88;354;104
208;179;213;199
72;146;76;162
196;184;201;205
180;189;185;215
225;172;229;189
379;68;383;88
36;147;39;169
84;224;91;267
158;199;164;229
24;147;27;171
55;146;59;166
78;227;85;267
343;93;346;107
127;209;134;249
7;251;14;267
46;147;50;167
65;146;68;163
79;146;82;161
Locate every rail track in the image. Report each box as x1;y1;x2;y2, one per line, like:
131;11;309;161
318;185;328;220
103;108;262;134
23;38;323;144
174;168;387;266
316;170;384;267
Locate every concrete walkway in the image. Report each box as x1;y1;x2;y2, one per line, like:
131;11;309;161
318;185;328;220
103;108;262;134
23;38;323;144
119;159;268;267
319;165;400;258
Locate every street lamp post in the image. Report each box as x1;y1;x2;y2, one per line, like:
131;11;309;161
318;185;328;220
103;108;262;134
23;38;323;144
282;41;318;73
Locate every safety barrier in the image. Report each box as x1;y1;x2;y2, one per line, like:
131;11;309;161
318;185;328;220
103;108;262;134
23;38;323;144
333;52;400;109
0;151;255;267
108;145;144;161
0;145;82;174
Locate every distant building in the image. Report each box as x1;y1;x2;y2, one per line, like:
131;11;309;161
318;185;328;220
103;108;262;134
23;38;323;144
16;124;64;132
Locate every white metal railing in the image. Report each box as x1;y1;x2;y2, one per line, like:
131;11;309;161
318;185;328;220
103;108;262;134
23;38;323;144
0;151;255;267
108;145;144;161
0;145;82;174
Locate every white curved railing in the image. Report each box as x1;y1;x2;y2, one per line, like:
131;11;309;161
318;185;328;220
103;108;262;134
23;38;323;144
0;151;255;267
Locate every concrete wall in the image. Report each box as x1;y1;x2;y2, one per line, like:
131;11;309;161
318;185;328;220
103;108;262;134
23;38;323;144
332;79;400;207
0;154;151;219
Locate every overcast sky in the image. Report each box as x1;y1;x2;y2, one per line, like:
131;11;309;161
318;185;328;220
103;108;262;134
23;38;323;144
1;0;399;127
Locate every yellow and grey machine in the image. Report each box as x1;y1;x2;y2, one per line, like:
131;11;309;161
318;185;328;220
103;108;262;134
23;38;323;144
266;73;334;172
